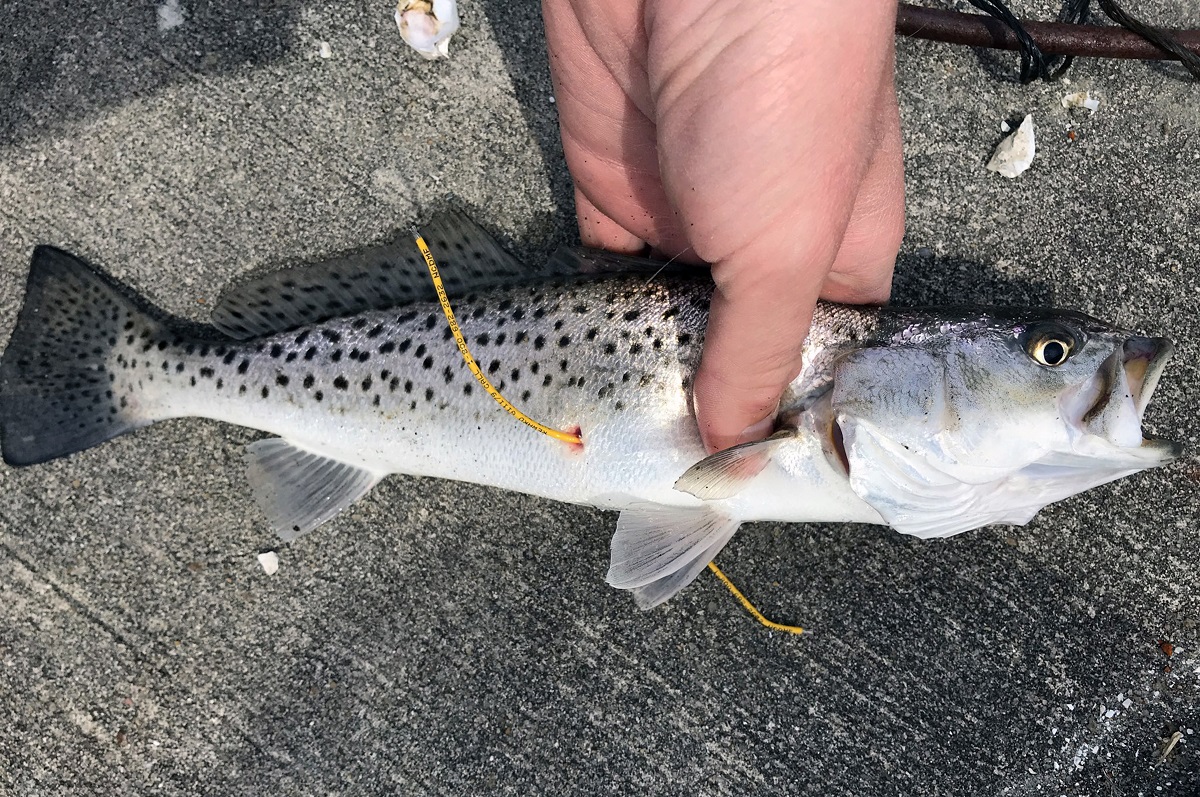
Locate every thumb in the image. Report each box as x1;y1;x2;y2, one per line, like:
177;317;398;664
691;247;823;454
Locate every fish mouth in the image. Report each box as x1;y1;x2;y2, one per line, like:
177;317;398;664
1078;336;1180;461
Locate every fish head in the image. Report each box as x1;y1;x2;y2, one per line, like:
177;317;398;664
810;309;1179;538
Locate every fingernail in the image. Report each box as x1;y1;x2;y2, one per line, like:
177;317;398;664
735;415;775;446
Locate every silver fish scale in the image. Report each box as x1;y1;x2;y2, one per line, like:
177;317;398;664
115;275;713;446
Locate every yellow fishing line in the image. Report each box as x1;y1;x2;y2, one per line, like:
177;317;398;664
707;562;804;635
414;230;583;446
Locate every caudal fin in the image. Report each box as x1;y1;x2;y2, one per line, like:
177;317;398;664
0;246;161;466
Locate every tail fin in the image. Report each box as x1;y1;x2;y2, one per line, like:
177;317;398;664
0;246;162;466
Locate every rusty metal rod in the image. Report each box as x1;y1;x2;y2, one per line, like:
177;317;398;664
896;4;1200;61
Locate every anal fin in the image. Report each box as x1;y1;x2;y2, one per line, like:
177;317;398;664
244;438;380;540
607;504;741;609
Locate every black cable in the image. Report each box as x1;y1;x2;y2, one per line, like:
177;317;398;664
964;0;1200;82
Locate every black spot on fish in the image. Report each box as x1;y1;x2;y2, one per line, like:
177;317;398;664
190;376;196;387
334;376;349;390
442;366;453;385
261;386;270;398
389;377;400;392
573;303;588;314
415;344;426;358
512;308;525;321
276;374;289;387
373;395;381;407
554;320;564;331
534;335;545;350
239;385;247;394
560;359;569;372
285;352;297;362
586;328;598;341
677;333;692;346
663;306;679;320
199;367;214;378
380;369;390;381
498;299;512;312
624;310;640;322
424;314;437;330
653;338;662;350
495;333;506;346
533;307;546;319
185;344;196;355
472;307;486;320
314;390;323;402
379;341;396;354
176;363;186;373
237;359;249;374
488;360;500;374
303;346;316;361
630;343;643;355
423;356;434;370
399;339;412;354
321;329;341;344
303;374;314;389
362;377;373;391
516;331;528;344
331;350;343;363
216;378;224;389
295;330;310;345
223;351;237;365
269;344;282;358
622;372;631;383
558;336;571;348
157;340;167;351
404;380;413;394
530;362;541;376
200;345;211;358
425;387;434;402
368;323;386;337
442;327;453;341
511;368;521;382
397;310;417;324
475;333;489;346
352;318;368;330
123;321;135;331
615;401;625;410
521;390;531;402
463;383;473;396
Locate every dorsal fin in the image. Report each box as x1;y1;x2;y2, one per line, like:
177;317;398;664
211;209;532;339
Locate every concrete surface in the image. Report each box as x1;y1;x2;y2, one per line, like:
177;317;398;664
1;1;1198;794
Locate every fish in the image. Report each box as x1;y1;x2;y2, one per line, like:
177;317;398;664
0;211;1180;608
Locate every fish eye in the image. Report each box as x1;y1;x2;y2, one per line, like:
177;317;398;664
1023;323;1077;367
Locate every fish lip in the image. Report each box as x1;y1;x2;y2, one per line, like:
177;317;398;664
1080;336;1173;424
1123;336;1173;416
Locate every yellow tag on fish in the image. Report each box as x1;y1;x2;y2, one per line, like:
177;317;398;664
413;229;583;446
707;562;804;635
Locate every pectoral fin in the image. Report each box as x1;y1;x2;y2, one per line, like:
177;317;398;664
245;439;380;540
607;504;741;608
673;429;795;500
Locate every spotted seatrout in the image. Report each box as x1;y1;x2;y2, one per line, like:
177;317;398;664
0;212;1180;607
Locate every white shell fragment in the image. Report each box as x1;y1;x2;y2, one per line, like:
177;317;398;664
319;41;333;59
396;0;460;60
1062;91;1101;113
987;114;1036;179
257;551;280;575
157;0;184;32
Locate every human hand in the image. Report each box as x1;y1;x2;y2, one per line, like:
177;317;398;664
544;0;906;453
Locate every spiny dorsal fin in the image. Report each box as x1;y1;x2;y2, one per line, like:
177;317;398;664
673;429;796;500
212;210;531;339
606;504;741;608
244;438;380;540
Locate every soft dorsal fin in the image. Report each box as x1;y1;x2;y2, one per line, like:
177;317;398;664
244;438;381;540
545;246;697;280
211;209;532;339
